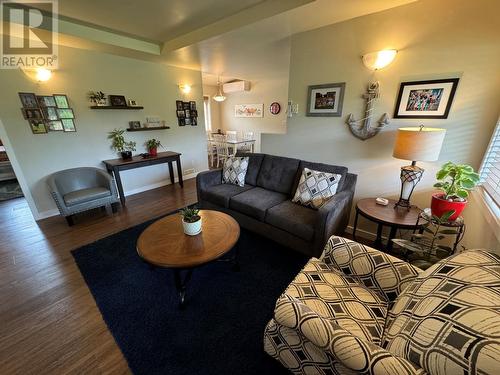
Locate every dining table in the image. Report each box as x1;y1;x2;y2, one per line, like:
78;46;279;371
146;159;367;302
224;139;256;153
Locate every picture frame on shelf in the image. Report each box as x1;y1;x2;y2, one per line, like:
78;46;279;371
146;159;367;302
22;108;43;120
109;95;127;107
128;99;138;107
42;106;59;121
56;108;75;119
37;95;56;107
47;120;64;131
306;82;345;117
61;119;76;132
19;92;38;108
29;120;47;134
53;94;69;109
129;121;141;129
393;78;459;119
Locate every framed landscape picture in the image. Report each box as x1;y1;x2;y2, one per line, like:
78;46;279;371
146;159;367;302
29;120;47;134
234;104;263;118
306;82;345;117
394;78;459;119
53;94;69;109
62;119;76;132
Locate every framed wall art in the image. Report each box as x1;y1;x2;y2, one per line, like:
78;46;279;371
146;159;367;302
393;78;459;119
234;104;263;118
306;83;345;117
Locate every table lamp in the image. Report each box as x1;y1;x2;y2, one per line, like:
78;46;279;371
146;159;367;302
392;126;446;210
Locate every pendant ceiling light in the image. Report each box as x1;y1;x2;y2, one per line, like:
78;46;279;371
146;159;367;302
213;76;226;102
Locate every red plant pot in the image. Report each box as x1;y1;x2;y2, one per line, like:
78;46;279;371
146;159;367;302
430;193;467;221
148;147;157;157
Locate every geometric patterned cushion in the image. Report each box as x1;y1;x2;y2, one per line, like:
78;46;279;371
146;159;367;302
383;250;500;375
321;236;422;303
222;156;249;187
292;168;342;209
283;258;389;345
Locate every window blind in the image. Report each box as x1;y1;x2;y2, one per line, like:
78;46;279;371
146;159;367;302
479;119;500;207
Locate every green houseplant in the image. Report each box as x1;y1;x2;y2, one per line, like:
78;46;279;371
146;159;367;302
180;207;202;236
88;91;106;106
145;138;163;157
108;129;136;159
431;162;480;220
392;210;458;269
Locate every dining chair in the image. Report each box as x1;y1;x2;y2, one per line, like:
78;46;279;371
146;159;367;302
213;134;232;167
225;130;238;142
239;131;255;152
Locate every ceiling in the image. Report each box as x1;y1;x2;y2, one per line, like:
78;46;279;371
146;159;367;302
14;0;419;83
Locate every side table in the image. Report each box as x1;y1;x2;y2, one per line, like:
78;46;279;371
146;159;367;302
415;211;465;253
353;198;422;251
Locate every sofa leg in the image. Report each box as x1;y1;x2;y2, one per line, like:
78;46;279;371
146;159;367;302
65;215;74;226
111;202;119;213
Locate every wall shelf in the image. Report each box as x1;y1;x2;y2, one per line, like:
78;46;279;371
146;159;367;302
90;106;144;110
126;126;170;132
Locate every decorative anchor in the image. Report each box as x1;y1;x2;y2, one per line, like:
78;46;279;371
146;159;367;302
346;81;389;141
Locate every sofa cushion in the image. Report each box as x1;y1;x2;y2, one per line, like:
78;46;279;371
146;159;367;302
292;168;342;209
265;200;317;241
383;250;500;374
63;187;111;206
200;184;253;208
222;156;249;187
284;258;389;345
293;160;348;193
236;152;265;186
256;155;300;195
229;187;287;221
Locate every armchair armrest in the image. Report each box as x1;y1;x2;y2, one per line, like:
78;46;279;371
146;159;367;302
95;168;118;197
196;169;222;201
46;174;69;215
274;294;425;375
321;236;422;302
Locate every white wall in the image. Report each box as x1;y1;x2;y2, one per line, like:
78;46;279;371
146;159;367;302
262;0;500;249
0;45;208;219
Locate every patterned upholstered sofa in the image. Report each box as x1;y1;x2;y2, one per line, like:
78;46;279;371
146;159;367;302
264;236;500;374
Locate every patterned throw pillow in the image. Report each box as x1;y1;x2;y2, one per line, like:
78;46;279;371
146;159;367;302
292;167;341;209
222;156;249;187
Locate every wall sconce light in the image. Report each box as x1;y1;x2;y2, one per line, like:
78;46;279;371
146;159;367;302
179;84;191;94
362;49;397;70
35;68;52;82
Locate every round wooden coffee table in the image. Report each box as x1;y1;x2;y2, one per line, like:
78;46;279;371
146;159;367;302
353;198;422;251
137;210;240;307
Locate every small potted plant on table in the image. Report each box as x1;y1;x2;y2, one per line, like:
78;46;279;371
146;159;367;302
431;162;480;221
145;138;163;157
180;207;202;236
108;128;136;159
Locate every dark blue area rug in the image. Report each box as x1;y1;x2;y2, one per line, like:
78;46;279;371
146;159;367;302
72;216;308;375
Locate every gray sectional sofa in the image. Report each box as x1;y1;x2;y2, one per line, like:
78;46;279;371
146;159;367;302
196;153;357;257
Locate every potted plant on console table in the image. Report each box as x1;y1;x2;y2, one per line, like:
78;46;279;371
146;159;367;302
180;207;202;236
145;138;163;157
431;162;480;220
108;128;136;160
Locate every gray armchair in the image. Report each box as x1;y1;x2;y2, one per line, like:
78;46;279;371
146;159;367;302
47;167;119;225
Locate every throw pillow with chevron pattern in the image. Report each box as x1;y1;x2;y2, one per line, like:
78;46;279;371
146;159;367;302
222;156;249;187
292;167;342;209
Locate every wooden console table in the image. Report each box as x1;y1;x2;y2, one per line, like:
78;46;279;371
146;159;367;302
103;151;183;206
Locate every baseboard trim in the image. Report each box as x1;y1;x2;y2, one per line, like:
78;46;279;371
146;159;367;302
345;225;385;242
36;171;202;220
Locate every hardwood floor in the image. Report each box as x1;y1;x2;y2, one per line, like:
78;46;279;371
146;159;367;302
0;179;198;374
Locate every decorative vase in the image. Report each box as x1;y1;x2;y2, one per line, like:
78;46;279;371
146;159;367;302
182;217;202;236
430;193;467;221
120;151;132;160
148;147;158;157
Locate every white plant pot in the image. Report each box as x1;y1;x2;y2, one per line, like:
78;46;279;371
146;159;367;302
182;217;202;236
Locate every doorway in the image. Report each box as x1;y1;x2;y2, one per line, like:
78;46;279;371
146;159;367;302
0;139;24;201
